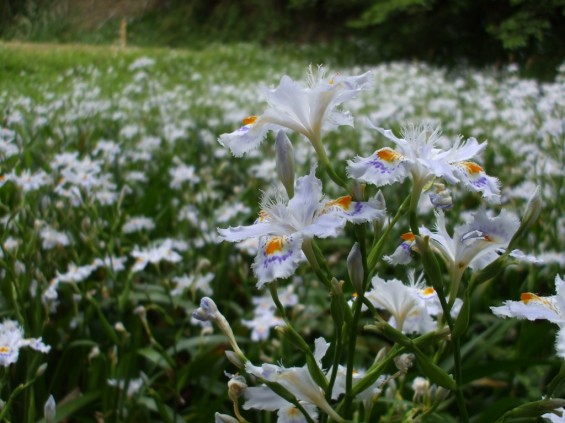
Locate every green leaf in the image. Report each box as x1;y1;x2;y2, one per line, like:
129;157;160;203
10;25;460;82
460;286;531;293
35;390;101;423
138;348;172;371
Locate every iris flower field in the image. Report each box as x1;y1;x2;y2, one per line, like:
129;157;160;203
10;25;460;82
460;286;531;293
0;42;564;422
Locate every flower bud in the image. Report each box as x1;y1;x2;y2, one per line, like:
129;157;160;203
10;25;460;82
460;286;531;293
411;376;430;402
429;182;452;210
44;395;56;423
508;186;542;251
350;180;365;202
192;297;219;322
347;242;364;294
36;363;48;377
430;384;450;404
275;130;295;198
394;353;415;374
330;279;346;328
215;412;239;423
194;298;247;362
225;350;245;369
522;185;542;231
228;375;248;403
414;235;444;293
373;189;386;211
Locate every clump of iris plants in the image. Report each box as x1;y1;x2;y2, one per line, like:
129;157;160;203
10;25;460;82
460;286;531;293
200;65;565;422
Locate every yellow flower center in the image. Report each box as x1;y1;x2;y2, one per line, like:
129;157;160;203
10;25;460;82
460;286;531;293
0;346;10;354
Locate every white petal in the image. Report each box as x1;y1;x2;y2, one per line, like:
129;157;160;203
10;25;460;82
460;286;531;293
323;195;386;224
439;136;487;163
301;213;345;239
244;385;290;411
218;119;275;157
253;235;305;288
384;237;414;265
313;337;330;366
347;148;408;186
278;403;318;423
451;161;501;203
217;222;275;242
287;167;324;227
556;328;565;359
491;296;561;324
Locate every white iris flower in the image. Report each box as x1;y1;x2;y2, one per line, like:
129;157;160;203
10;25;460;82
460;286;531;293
218;66;373;160
347;122;500;203
218;166;386;287
491;275;565;359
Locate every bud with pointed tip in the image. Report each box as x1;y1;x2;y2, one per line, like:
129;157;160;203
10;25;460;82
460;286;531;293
225;350;244;369
508;186;542;251
275;130;295;198
44;395;56;423
215;412;239;423
347;242;364;294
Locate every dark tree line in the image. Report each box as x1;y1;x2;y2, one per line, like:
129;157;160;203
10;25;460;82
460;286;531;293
2;0;564;74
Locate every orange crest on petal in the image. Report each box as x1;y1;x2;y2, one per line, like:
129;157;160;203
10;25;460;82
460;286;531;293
242;115;258;125
520;292;538;304
377;148;403;163
422;287;435;296
265;237;284;255
401;232;415;242
460;161;484;174
326;195;352;210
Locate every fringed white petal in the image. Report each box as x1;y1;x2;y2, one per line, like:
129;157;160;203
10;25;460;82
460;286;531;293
217;222;275;242
384;239;414;265
451;161;501;203
253;235;305;288
347;148;408;186
322;195;386;224
218;119;275;157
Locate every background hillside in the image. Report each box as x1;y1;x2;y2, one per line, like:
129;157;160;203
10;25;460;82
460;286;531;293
1;0;565;77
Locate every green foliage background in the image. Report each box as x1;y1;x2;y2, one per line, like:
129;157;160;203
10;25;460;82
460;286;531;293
1;0;565;77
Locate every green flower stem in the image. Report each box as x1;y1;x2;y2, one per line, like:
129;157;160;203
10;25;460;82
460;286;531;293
324;162;349;190
416;236;469;422
0;373;41;421
367;194;411;272
311;137;348;190
342;288;365;419
325;322;343;404
353;225;369;286
269;283;328;391
352;328;451;397
312;240;334;280
350;344;402;398
447;270;464;310
409;181;425;236
302;239;332;289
